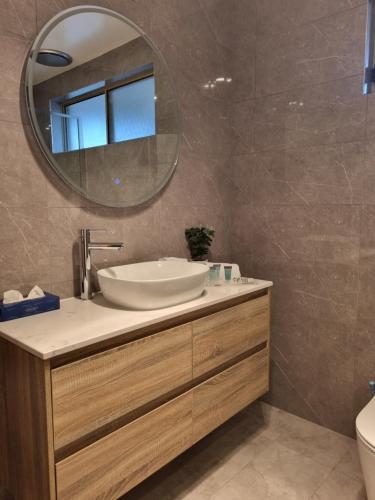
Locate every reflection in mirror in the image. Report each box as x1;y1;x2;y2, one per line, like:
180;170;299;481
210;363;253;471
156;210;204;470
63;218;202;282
27;7;180;207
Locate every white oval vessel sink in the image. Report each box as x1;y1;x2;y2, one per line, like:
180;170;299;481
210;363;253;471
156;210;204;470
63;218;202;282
97;261;209;310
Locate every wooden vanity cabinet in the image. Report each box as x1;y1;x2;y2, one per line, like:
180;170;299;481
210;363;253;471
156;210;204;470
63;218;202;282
0;289;270;500
56;393;193;500
193;348;269;444
51;323;193;452
192;294;269;377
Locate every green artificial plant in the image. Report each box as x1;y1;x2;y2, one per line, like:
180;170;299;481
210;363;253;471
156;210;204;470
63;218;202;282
185;226;215;261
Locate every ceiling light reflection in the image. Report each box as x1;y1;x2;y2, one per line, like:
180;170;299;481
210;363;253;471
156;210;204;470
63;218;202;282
202;76;232;89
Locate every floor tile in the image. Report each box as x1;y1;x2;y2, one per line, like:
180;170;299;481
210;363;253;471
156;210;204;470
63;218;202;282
334;440;363;480
122;403;365;500
186;435;274;498
248;442;330;500
311;469;367;500
257;403;352;468
209;462;282;500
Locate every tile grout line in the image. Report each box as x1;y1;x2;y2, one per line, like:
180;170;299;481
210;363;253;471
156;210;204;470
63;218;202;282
255;2;366;45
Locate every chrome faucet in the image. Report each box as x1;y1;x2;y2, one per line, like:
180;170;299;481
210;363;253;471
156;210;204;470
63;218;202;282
80;228;124;300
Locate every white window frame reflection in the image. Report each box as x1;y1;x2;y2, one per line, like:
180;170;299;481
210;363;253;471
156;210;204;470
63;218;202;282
57;68;156;153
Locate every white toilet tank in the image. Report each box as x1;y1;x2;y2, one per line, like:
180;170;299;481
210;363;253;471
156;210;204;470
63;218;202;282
356;396;375;500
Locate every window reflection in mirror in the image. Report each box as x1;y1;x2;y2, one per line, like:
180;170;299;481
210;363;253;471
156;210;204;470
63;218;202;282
65;94;107;151
50;68;156;153
109;76;156;143
27;8;180;207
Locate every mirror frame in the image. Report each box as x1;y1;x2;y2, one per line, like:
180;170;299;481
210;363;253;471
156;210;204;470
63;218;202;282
25;5;181;207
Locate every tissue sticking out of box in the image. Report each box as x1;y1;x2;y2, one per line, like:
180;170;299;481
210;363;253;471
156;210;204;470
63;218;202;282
3;286;46;304
27;285;45;300
3;290;24;304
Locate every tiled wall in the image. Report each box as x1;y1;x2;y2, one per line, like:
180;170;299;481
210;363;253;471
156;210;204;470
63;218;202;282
0;0;232;299
2;0;373;438
230;0;373;436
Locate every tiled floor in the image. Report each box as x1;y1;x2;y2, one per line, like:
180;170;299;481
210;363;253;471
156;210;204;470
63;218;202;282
123;402;366;500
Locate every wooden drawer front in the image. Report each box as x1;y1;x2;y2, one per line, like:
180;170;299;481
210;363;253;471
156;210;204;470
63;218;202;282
192;295;269;377
56;392;192;500
52;324;192;452
193;349;269;443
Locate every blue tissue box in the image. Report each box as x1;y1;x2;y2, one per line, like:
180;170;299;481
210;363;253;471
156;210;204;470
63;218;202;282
0;292;60;322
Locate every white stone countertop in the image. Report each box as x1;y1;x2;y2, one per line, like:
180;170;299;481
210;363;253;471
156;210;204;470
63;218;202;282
0;280;272;360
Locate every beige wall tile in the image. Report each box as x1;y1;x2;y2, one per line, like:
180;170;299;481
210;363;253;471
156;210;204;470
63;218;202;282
254;77;366;152
256;0;366;39
256;7;366;97
0;207;50;294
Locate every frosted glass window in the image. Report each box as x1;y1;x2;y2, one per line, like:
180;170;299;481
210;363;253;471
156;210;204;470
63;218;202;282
108;77;156;143
67;81;105;99
65;94;107;151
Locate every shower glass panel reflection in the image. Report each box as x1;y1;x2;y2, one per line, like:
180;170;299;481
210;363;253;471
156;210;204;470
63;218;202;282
65;95;107;151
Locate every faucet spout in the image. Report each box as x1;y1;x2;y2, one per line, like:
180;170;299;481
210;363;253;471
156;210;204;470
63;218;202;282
80;229;124;300
88;242;125;251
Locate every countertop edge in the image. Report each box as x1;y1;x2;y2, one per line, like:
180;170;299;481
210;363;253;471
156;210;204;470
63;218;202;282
0;281;273;360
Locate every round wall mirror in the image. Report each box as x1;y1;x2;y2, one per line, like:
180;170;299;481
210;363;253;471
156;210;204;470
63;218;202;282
26;6;181;207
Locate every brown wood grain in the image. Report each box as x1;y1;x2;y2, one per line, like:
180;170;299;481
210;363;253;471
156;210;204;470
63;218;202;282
193;348;269;443
2;340;56;500
193;294;269;377
56;392;193;500
52;323;193;452
51;289;268;368
55;343;267;462
56;347;269;499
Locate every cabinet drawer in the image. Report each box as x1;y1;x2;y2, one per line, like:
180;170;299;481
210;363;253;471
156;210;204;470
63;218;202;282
51;324;192;451
192;295;269;377
193;348;269;443
56;392;192;500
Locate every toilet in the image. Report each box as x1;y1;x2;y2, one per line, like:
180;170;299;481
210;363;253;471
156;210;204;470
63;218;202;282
356;397;375;500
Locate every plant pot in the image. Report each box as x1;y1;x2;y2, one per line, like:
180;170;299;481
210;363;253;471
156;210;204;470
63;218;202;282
192;255;208;262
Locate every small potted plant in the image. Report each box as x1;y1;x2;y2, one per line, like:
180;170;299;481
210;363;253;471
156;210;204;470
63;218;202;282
185;226;215;261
